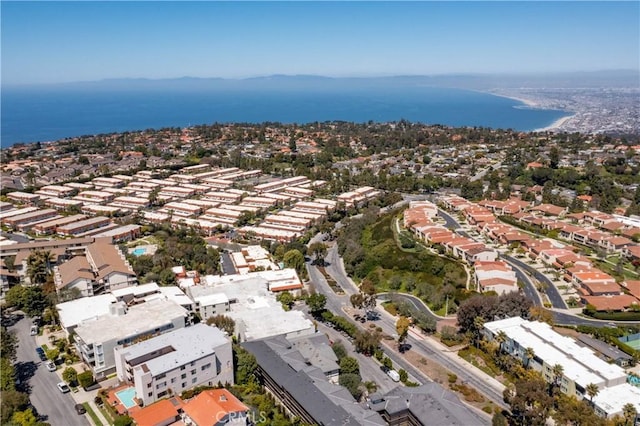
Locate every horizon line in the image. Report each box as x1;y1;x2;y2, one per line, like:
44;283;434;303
3;68;640;87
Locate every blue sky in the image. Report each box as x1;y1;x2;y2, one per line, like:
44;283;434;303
2;1;639;85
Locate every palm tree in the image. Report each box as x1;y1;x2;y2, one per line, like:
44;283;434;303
473;316;485;348
27;250;54;285
551;364;564;395
524;347;535;369
622;403;637;426
585;383;599;406
495;330;508;355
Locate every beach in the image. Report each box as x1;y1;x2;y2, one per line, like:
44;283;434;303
533;114;575;132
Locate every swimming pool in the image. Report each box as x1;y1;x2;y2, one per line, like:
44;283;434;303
115;387;138;409
132;247;146;256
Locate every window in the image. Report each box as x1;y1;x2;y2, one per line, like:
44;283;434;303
180;366;186;371
182;382;186;388
201;363;211;371
190;361;196;366
147;383;152;388
192;377;197;383
190;369;196;375
171;378;176;383
181;373;187;379
148;392;152;397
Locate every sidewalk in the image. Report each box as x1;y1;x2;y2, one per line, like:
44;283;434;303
378;303;506;396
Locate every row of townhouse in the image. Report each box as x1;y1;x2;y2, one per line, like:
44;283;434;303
253;176;310;193
336;186;381;207
437;195;640;310
234;198;337;243
404;202;517;296
484;317;640;421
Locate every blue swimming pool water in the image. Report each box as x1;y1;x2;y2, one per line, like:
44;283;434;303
115;387;137;409
132;248;146;256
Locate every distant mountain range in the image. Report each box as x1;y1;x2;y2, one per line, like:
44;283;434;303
8;70;639;91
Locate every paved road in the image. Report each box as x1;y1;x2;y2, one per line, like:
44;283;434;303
11;315;89;426
371;308;505;416
376;292;446;321
503;255;567;309
438;209;461;230
220;251;237;275
502;258;543;306
322;244;358;296
310;253;505;415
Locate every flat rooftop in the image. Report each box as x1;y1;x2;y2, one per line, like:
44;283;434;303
120;323;229;377
57;294;118;330
74;299;188;344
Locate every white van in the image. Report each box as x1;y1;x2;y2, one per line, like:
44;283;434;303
30;325;38;336
387;369;400;382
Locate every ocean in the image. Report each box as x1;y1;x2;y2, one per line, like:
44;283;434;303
0;86;568;148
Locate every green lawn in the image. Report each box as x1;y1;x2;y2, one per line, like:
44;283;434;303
82;402;103;426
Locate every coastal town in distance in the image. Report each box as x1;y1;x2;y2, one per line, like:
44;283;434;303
1;119;640;426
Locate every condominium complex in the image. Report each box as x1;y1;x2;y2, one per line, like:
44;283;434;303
483;317;640;419
114;324;233;407
73;299;188;379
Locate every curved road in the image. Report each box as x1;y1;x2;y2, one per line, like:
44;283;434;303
437;208;640;327
308;250;506;414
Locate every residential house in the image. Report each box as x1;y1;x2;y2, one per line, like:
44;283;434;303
182;389;249;426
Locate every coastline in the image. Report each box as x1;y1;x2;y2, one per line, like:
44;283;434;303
483;89;574;132
533;114;575;132
477;89;540;108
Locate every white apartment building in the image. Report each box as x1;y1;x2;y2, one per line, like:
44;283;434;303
483;317;627;400
74;299;188;379
114;324;233;407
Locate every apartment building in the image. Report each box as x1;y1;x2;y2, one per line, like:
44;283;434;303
236;225;300;243
483;317;627;399
201;191;242;204
57;216;111;236
74;299;188;379
114;324;233;406
54;240;136;296
2;209;58;230
337;186;381;207
111;196;150;210
92;177;125;188
36;185;76;198
42;197;84;211
254;176;310;194
6;191;41;205
73;191;113;205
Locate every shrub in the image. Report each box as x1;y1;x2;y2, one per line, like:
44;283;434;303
62;367;78;385
448;373;458;384
78;371;95;389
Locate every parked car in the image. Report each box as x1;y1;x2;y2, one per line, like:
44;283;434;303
45;361;56;372
30;325;38;336
74;404;86;415
387;369;400;382
35;347;46;361
57;382;70;393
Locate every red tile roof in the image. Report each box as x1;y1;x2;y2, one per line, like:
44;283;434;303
130;398;182;426
582;294;639;311
182;389;248;426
